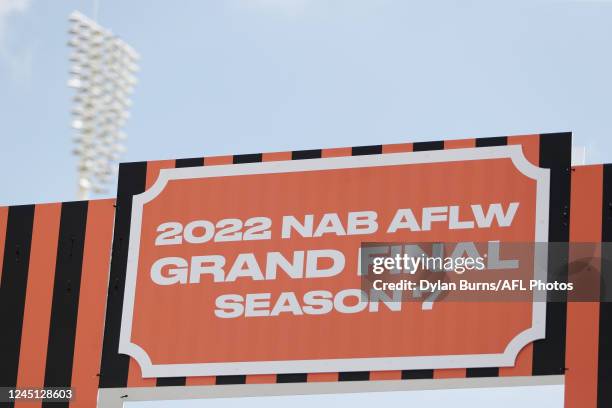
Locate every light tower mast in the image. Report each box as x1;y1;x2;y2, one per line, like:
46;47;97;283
67;11;139;199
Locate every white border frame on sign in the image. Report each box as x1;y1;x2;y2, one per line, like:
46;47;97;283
120;145;550;378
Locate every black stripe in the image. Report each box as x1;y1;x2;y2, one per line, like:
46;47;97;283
42;201;88;408
0;205;35;391
233;153;262;164
412;141;443;151
351;145;382;156
338;371;369;381
156;377;187;387
466;367;499;377
598;163;612;407
99;162;147;388
291;149;322;160
475;136;507;147
603;164;612;243
215;375;246;385
276;373;307;383
401;369;433;379
175;158;204;168
532;132;571;376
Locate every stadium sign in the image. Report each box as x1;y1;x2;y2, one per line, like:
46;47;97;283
119;145;549;377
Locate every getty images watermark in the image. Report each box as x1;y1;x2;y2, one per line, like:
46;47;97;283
359;241;612;305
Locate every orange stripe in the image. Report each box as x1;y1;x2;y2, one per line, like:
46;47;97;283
433;368;467;379
370;371;402;380
204;155;233;165
246;374;277;384
508;134;540;167
15;203;61;408
263;152;292;162
185;376;216;386
70;199;116;408
146;160;175;190
564;165;603;408
321;147;352;158
444;138;475;149
382;143;412;153
566;305;600;408
570;166;604;242
307;372;338;382
0;206;8;283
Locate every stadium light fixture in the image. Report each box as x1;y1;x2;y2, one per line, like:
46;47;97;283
68;10;139;199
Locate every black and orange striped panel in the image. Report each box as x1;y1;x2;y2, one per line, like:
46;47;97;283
96;132;572;390
0;199;116;408
563;163;612;408
1;133;587;407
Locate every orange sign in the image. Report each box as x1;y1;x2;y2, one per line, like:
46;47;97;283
120;146;549;377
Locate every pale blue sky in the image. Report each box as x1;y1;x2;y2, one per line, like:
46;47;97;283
0;1;591;405
1;0;612;205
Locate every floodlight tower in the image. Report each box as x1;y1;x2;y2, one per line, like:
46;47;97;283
67;11;139;199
